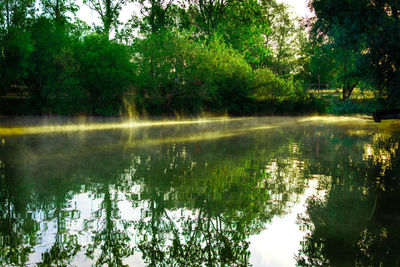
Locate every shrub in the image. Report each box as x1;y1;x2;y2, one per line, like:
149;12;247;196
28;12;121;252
133;33;254;115
326;97;372;115
28;18;88;115
196;36;254;114
78;34;135;115
0;29;33;95
251;68;291;100
133;32;201;114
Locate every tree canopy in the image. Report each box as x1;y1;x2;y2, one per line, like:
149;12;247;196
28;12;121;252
309;0;400;105
0;0;399;116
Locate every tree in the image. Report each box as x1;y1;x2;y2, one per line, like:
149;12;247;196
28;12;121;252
28;17;87;114
0;0;35;33
260;0;305;75
136;0;176;34
83;0;128;38
185;0;271;67
133;32;201;113
305;39;361;100
0;0;35;94
78;34;135;115
218;0;270;67
186;0;232;36
0;28;33;95
309;0;400;105
133;32;254;114
39;0;78;25
252;68;292;100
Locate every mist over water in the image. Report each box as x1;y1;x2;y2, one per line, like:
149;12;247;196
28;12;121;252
0;116;399;266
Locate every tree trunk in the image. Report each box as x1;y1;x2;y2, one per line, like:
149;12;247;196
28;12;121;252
55;0;61;24
6;0;10;32
164;92;185;113
104;0;112;39
342;82;358;100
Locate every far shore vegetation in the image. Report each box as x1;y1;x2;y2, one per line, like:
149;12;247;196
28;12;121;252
0;0;398;117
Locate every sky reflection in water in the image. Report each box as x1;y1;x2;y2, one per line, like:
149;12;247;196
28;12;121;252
0;116;399;266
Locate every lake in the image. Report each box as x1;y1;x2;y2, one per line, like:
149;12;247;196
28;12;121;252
0;116;399;266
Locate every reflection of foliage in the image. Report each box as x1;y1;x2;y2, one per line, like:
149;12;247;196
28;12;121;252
130;135;310;266
38;199;81;267
297;134;400;266
85;184;134;266
39;235;81;267
0;157;38;266
2;121;399;266
135;197;252;266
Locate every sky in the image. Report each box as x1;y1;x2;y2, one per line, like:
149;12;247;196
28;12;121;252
76;0;314;33
278;0;314;18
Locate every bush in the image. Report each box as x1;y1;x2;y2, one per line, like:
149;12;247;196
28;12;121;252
196;36;254;114
0;29;33;94
326;97;372;115
254;95;326;115
78;34;135;115
133;32;202;114
28;18;88;115
251;68;292;100
133;33;254;115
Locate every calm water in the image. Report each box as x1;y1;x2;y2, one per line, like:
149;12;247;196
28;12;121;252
0;116;399;266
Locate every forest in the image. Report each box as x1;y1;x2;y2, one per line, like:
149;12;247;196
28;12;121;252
0;0;399;116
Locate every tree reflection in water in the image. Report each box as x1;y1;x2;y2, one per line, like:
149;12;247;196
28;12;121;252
0;119;398;266
0;154;38;266
125;136;309;266
38;193;81;266
297;133;400;267
84;183;134;266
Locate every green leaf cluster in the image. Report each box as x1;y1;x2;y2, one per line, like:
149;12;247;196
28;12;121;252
0;0;318;116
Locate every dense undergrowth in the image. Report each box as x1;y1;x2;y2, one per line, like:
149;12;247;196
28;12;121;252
1;0;397;117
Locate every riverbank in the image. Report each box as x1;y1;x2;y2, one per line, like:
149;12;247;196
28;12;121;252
0;95;328;117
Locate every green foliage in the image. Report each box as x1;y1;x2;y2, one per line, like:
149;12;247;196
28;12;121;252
304;34;362;100
0;0;35;31
0;29;33;93
326;97;373;115
136;0;180;34
301;43;335;88
252;68;290;100
196;36;254;113
186;0;230;36
260;1;305;74
83;0;127;38
182;0;272;67
218;0;270;67
28;18;87;114
79;34;135;115
24;19;134;115
310;0;400;105
133;31;200;114
0;0;35;94
133;32;254;115
0;0;339;116
39;0;79;25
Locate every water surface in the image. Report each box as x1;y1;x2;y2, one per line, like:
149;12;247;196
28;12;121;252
0;116;399;266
